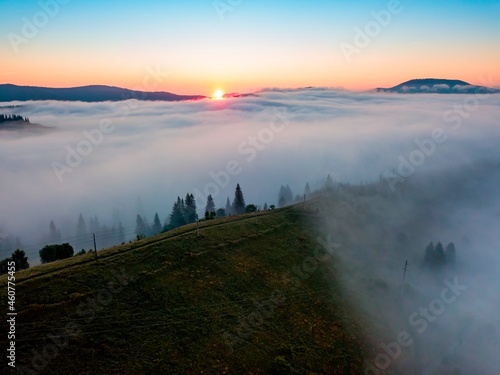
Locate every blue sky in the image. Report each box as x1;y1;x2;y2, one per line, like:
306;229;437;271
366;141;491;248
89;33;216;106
1;0;499;93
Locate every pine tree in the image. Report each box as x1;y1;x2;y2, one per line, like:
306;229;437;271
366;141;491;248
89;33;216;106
424;241;435;265
135;215;149;237
77;214;87;238
435;242;445;264
184;194;197;224
151;213;162;235
205;194;216;214
49;220;61;243
10;249;29;270
89;215;101;235
435;242;445;265
304;182;311;198
325;175;334;191
225;197;232;216
263;202;268;210
232;184;246;215
278;195;286;208
278;185;293;207
445;242;456;265
169;197;187;229
117;222;125;243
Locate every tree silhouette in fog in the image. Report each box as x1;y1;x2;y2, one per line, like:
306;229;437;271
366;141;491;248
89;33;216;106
232;184;246;215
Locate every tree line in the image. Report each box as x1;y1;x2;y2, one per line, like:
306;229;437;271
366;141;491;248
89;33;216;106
424;241;456;268
0;249;29;275
1;176;335;266
0;114;30;124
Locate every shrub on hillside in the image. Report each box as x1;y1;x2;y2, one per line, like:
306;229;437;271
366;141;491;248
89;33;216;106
39;243;74;264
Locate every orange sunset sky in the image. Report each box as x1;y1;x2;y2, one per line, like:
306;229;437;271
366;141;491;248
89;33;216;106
1;0;500;95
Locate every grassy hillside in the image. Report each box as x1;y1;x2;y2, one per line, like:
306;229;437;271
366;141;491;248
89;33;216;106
1;205;372;374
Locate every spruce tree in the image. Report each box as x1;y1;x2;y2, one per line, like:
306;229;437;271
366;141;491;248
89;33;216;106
184;194;197;223
117;222;125;243
169;197;187;229
424;241;435;265
278;185;293;206
435;242;445;266
151;213;162;235
205;194;216;214
233;184;246;215
304;182;311;198
11;249;29;270
325;175;334;191
77;214;87;238
49;220;61;243
135;215;149;237
445;242;456;265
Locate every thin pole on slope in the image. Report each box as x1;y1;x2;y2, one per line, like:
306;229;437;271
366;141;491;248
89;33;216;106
400;260;408;299
196;214;199;237
92;233;98;262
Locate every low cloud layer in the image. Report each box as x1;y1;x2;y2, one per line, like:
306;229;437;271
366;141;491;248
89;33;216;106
1;89;499;262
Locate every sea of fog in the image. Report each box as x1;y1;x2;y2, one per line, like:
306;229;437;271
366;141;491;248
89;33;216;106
1;88;499;262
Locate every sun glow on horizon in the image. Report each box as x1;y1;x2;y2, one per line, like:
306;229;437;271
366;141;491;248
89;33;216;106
212;89;224;100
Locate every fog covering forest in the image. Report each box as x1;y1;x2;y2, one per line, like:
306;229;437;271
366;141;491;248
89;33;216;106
314;160;500;374
1;87;499;373
0;88;499;259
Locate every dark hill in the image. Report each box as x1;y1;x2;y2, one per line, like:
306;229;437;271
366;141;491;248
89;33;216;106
0;84;206;102
0;206;371;374
376;78;498;94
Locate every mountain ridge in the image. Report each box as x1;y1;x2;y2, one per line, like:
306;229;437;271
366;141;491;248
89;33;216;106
376;78;499;94
0;83;206;102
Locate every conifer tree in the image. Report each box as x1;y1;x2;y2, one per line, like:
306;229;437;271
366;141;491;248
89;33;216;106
151;213;162;235
424;241;435;265
232;184;246;215
49;220;61;243
117;222;125;243
77;213;87;238
135;214;149;237
11;249;30;270
184;194;197;224
304;182;311;198
445;242;456;265
325;175;334;191
169;197;187;229
205;194;216;214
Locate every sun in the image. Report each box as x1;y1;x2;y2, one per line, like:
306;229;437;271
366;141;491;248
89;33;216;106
212;89;224;100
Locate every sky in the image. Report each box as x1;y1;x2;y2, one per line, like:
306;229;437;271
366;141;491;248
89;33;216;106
1;0;500;94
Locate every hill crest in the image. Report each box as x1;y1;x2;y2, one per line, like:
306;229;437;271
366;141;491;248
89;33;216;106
376;78;498;94
0;84;206;103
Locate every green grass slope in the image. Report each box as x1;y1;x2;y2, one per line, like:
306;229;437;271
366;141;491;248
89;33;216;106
1;206;371;375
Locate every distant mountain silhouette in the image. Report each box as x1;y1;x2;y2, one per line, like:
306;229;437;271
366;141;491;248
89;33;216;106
0;84;206;102
376;79;499;94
